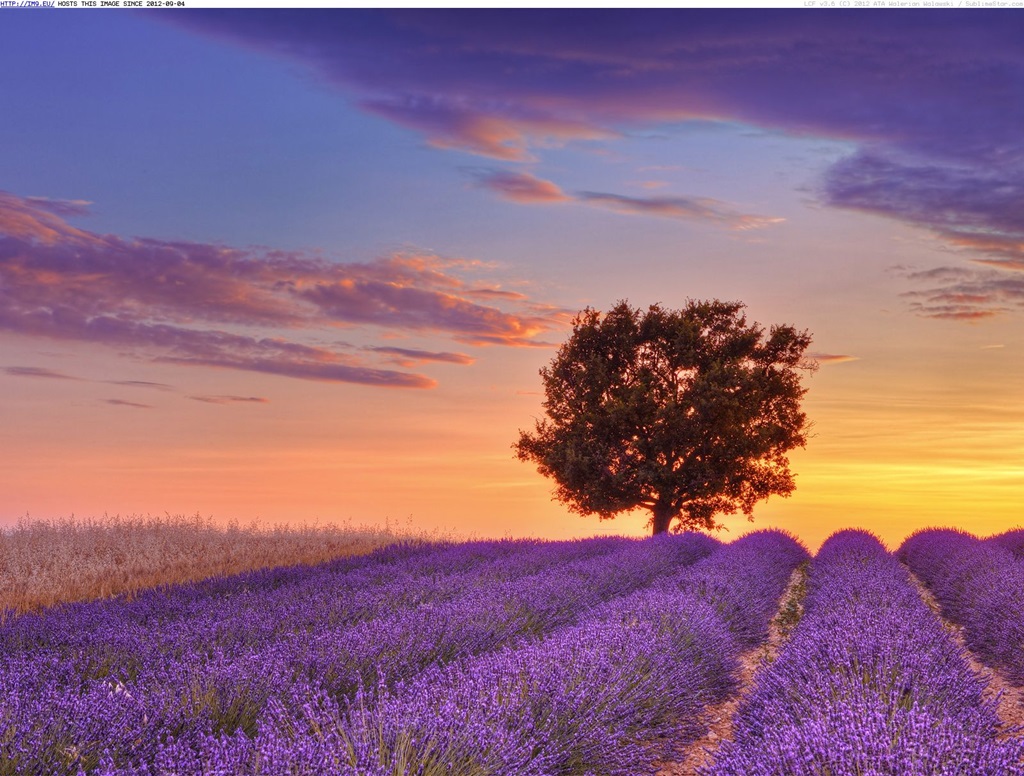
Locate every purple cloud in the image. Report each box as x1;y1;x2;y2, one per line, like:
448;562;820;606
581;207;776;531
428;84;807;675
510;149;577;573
171;10;1024;319
823;152;1024;274
295;276;549;345
162;351;437;389
898;265;1024;321
0;192;562;388
4;366;79;379
824;153;1024;233
368;346;475;367
171;11;1023;161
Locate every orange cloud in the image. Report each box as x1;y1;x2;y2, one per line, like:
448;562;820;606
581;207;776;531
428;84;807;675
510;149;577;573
366;100;616;161
0;192;99;246
806;352;859;365
473;170;570;204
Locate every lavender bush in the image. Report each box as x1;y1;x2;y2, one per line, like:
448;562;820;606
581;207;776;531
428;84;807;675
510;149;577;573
987;527;1024;559
900;527;1024;685
708;530;1024;775
669;528;807;650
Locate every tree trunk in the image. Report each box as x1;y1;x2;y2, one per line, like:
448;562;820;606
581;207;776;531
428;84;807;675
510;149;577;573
651;502;675;536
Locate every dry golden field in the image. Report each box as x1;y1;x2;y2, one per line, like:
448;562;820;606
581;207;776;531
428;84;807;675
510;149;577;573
0;513;435;620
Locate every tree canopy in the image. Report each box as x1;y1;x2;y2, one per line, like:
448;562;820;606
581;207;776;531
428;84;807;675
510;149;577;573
514;300;815;535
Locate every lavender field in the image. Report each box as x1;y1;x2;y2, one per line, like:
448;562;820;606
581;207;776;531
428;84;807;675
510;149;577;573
2;529;1023;775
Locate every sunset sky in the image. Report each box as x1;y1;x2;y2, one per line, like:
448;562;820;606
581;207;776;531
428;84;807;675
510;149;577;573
2;10;1023;549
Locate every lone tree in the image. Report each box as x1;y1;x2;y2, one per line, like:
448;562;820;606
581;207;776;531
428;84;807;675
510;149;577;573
515;300;815;535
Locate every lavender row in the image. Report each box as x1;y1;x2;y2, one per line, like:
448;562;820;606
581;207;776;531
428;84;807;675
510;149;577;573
0;534;720;775
115;530;807;776
0;538;434;631
1;535;630;655
709;530;1023;775
0;535;634;712
674;528;808;650
0;537;634;757
987;527;1024;560
292;532;720;700
900;527;1024;685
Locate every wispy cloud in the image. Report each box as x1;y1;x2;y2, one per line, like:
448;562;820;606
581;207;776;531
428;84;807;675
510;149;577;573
153;336;439;389
0;191;98;245
24;196;93;218
823;152;1024;271
465;287;529;301
0;191;563;388
294;268;553;346
107;380;175;391
472;169;781;229
4;365;79;379
105;399;152;409
807;352;859;365
898;265;1024;321
368;346;475;367
368;100;614;161
472;170;570;204
189;395;269;404
577;191;782;230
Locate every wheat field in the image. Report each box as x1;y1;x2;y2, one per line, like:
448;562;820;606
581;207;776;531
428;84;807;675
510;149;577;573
0;513;436;620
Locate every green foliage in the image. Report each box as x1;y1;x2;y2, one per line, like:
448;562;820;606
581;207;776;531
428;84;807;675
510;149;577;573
772;561;810;639
515;300;815;534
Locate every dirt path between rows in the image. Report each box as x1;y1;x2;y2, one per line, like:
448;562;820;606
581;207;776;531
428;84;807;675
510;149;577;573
654;563;809;775
905;568;1024;739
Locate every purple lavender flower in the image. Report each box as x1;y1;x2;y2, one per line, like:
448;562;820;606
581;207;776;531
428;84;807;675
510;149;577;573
901;528;1024;686
2;534;723;774
708;530;1024;775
